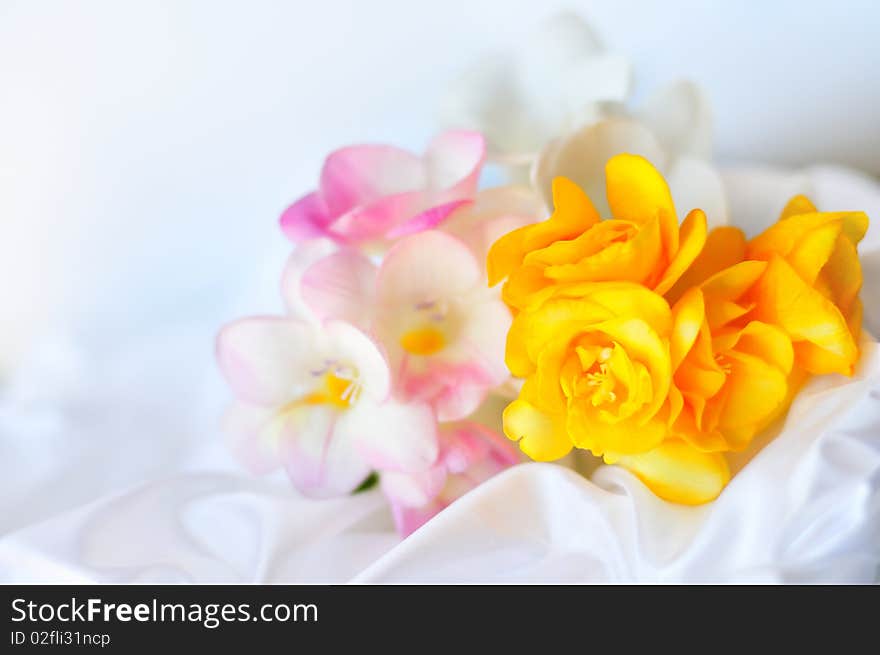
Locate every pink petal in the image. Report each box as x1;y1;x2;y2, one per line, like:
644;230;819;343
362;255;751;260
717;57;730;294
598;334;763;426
300;250;378;329
320;144;425;217
327;191;423;242
385;199;473;239
383;422;519;538
441;422;520;473
280;192;333;243
401;361;495;422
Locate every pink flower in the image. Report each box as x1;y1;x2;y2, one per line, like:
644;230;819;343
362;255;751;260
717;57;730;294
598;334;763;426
285;230;512;421
216;317;438;498
280;131;486;247
380;422;521;537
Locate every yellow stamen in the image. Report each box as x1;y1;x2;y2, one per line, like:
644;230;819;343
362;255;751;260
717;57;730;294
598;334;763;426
299;372;356;408
400;326;446;356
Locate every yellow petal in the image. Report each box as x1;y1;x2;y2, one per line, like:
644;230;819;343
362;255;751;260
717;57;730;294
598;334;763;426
606;154;678;255
610;439;730;505
654;208;708;295
701;260;767;331
516;297;613;364
748;211;869;261
486;177;601;287
538;176;601;237
487;224;532;287
567;400;667;456
505;312;535;378
543;216;662;285
716;350;789;448
503;398;572;460
702;260;767;300
502;263;553;312
792;341;857;378
524;220;634;267
751;255;858;376
821;232;863;315
712;321;794;374
519;178;601;252
780;194;817;219
595;317;671;422
544;282;673;336
787;219;842;284
534;336;574;411
670;287;704;370
666;226;747;304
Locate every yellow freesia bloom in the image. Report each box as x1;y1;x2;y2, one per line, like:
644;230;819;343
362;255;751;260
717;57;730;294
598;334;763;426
488;154;707;312
489;154;869;507
502;282;672;461
747;195;867;376
668;278;795;452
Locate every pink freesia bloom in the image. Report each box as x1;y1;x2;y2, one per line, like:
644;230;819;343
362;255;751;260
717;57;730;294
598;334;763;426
380;422;521;537
284;230;512;421
280;131;486;247
216;316;438;498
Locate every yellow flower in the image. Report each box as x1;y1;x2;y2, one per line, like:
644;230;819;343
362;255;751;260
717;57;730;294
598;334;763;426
487;154;708;312
502;282;672;461
490;157;870;508
667;271;795;453
746;195;868;376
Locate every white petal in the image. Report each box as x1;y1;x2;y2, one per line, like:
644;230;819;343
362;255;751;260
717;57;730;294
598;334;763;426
439;12;627;162
423;130;485;195
458;297;512;383
376;230;480;306
524;11;605;64
638;80;713;160
721;166;814;237
558;54;632;122
216;317;318;406
440;186;544;263
440;54;535;159
280;404;371;498
323;320;391;402
222;401;281;474
666;156;729;229
337;399;439;473
533;118;666;216
280;238;338;321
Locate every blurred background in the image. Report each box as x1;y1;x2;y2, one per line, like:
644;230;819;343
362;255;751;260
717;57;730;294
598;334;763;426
1;0;878;536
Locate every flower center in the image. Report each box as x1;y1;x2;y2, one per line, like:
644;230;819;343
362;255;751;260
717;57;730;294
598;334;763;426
579;346;618;407
714;353;732;375
301;361;361;408
399;299;451;356
400;326;446;356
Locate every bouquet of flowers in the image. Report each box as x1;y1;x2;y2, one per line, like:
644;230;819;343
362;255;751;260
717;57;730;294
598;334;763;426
216;14;873;539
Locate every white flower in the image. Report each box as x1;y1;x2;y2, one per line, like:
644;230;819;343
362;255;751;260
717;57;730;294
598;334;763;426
439;12;632;164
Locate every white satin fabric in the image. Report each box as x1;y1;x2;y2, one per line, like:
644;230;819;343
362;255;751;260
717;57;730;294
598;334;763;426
1;166;879;583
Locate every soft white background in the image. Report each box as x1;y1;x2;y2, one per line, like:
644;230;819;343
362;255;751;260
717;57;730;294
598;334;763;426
0;1;878;581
